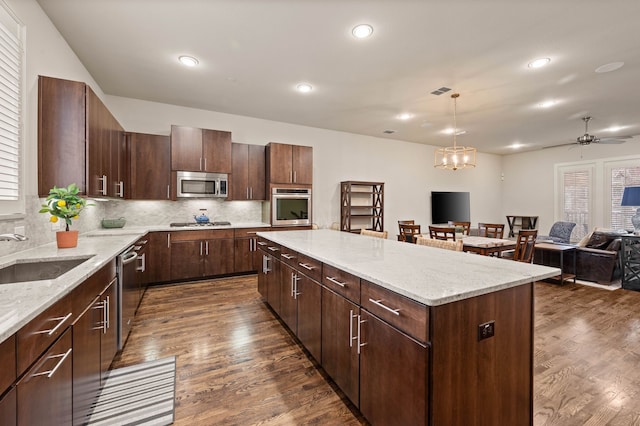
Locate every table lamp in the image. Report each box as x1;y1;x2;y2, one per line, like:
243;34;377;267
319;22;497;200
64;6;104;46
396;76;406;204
621;185;640;234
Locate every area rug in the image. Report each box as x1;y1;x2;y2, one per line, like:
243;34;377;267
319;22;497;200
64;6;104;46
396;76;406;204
87;356;176;426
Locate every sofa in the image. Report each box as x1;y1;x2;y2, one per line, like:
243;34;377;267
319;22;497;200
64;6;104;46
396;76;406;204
534;230;624;285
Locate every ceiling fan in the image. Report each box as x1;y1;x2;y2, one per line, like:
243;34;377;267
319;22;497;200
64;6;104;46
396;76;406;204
543;116;634;149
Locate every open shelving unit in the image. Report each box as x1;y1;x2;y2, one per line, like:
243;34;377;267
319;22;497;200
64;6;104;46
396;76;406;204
340;181;384;233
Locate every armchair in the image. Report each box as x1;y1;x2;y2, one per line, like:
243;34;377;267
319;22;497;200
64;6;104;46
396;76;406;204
537;221;576;244
574;231;622;285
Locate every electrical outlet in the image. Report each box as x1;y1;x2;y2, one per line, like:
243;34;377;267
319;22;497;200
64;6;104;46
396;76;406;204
478;320;495;341
14;225;25;235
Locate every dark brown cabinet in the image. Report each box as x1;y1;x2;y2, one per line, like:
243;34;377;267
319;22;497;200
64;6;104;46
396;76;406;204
0;387;16;426
170;125;232;173
295;273;322;363
280;263;299;333
266;142;313;185
148;232;172;283
359;311;428;426
100;278;118;383
38;76;125;198
234;228;261;273
231;143;266;200
169;230;234;281
72;296;102;426
127;132;171;200
321;287;360;405
38;76;86;195
17;330;73;426
257;239;282;315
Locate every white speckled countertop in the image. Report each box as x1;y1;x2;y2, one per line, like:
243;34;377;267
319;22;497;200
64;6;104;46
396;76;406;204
0;222;271;344
257;229;561;306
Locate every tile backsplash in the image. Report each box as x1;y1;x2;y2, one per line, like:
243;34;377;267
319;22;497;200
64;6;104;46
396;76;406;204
0;197;265;258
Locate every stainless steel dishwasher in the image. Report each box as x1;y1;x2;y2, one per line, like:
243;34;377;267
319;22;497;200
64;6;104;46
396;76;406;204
117;245;138;350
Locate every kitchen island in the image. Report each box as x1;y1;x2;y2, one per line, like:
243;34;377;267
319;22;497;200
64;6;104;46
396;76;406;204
256;229;559;425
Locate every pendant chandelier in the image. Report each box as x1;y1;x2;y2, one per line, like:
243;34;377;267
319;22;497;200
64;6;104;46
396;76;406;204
434;93;476;171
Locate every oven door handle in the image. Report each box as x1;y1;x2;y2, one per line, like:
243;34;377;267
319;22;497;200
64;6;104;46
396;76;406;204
120;251;138;264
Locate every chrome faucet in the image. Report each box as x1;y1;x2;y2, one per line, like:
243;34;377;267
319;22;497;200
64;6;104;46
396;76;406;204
0;233;28;241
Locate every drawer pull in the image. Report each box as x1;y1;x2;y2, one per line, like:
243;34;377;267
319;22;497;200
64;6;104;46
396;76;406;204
281;253;296;260
298;262;315;271
267;246;279;252
35;312;73;336
32;348;72;378
369;299;401;316
257;241;267;246
326;276;346;288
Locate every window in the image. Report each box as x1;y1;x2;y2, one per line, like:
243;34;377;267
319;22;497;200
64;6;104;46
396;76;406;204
0;2;23;214
558;165;593;241
606;161;640;230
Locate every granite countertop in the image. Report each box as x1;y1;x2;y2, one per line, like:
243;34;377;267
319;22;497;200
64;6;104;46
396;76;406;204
0;222;272;345
258;229;561;306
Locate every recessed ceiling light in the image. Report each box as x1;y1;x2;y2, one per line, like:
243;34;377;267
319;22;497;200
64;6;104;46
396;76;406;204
396;113;413;121
352;24;373;39
296;83;313;93
538;100;556;108
528;58;551;69
509;143;524;149
179;55;199;67
595;62;624;73
442;128;466;136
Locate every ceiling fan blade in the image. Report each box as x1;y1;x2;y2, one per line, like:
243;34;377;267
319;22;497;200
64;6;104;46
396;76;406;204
595;138;626;144
541;142;577;150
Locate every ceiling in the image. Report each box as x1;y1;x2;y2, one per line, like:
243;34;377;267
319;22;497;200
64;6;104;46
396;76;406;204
35;0;640;154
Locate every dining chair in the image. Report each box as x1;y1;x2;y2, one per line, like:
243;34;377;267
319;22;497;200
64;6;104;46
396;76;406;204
397;220;416;241
447;221;471;235
429;225;456;241
360;229;388;239
416;236;463;251
399;224;421;243
511;229;538;263
478;223;505;239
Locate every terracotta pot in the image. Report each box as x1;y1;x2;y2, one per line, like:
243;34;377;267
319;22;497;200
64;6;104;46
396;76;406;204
56;230;79;248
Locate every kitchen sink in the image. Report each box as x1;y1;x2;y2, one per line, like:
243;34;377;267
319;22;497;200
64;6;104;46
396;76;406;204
0;256;93;284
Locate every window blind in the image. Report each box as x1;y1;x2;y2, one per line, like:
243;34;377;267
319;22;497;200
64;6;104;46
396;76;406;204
562;169;590;241
0;5;22;201
610;166;640;230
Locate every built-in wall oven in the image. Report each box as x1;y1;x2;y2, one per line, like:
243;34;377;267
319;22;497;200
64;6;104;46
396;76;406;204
272;187;311;226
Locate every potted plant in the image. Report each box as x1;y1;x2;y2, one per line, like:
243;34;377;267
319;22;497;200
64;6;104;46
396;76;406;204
39;183;92;248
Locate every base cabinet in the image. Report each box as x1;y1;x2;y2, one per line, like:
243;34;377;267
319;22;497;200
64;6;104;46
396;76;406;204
359;311;428;425
0;387;16;426
100;278;118;383
148;232;171;283
169;230;234;281
321;287;360;405
17;330;73;426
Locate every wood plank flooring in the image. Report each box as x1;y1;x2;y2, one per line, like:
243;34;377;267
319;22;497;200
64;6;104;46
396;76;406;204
113;276;640;425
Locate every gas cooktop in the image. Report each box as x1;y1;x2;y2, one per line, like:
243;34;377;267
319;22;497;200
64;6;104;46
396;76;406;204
169;221;231;227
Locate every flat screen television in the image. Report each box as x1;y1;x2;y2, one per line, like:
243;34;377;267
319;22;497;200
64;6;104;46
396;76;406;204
431;191;470;224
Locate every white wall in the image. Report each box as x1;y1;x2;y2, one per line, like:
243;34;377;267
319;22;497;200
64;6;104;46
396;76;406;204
502;140;640;234
106;95;505;234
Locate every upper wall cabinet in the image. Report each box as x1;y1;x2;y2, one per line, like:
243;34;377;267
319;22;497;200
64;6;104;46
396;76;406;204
126;132;171;200
266;142;313;185
38;76;125;198
38;76;86;195
230;143;266;201
170;125;231;173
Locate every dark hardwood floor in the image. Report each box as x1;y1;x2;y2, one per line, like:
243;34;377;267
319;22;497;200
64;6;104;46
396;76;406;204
113;276;640;425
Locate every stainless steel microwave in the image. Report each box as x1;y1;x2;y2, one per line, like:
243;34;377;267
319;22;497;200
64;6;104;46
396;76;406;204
272;187;311;226
176;171;228;198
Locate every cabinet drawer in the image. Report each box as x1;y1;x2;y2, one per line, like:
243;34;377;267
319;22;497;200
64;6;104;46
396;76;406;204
279;246;298;267
170;229;234;241
0;335;16;393
71;262;114;318
234;227;267;238
322;264;361;304
296;252;322;282
259;238;281;255
17;295;73;375
361;280;429;344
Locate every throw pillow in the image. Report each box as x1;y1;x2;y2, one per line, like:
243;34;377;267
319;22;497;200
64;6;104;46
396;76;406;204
585;232;611;250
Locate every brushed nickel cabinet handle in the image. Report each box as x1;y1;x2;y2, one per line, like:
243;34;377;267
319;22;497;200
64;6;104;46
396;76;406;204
32;348;72;378
368;298;401;316
326;276;346;287
35;312;72;336
298;262;315;271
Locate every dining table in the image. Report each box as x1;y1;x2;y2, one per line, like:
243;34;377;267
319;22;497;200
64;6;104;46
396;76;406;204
460;235;516;256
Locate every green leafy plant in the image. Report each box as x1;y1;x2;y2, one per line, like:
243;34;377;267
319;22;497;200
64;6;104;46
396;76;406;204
39;183;92;231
